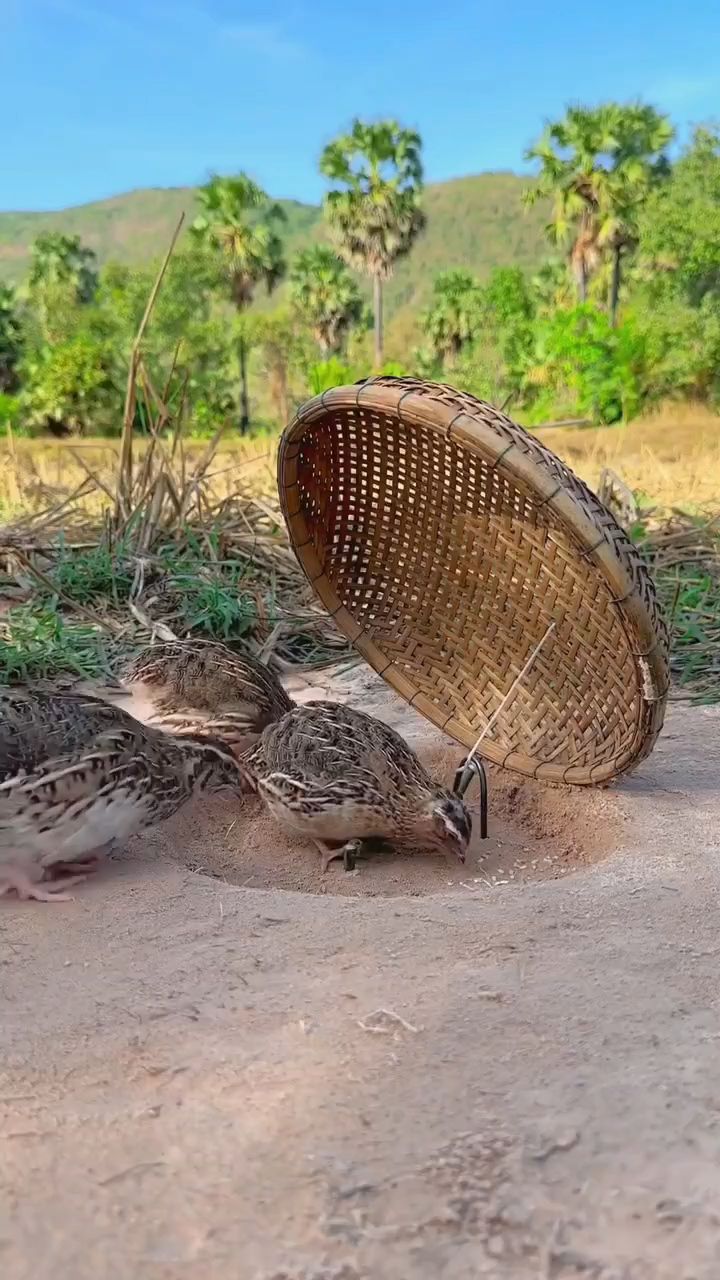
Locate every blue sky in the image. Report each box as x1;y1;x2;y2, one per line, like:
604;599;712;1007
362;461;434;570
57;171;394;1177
2;0;718;211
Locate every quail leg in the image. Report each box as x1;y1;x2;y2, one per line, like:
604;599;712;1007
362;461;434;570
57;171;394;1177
45;855;103;879
44;840;115;880
0;864;87;903
315;839;364;873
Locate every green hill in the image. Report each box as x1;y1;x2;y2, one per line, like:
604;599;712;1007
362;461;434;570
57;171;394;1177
0;187;321;280
0;173;550;348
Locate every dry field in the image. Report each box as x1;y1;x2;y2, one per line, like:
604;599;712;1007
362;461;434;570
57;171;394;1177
1;404;719;521
539;404;720;512
0;431;277;522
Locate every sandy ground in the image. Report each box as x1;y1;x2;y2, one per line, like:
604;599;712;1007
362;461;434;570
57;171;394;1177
2;666;720;1278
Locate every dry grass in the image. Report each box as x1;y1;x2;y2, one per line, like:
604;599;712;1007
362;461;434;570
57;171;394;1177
0;447;346;683
2;403;719;525
0;418;344;678
538;404;720;513
0;435;277;522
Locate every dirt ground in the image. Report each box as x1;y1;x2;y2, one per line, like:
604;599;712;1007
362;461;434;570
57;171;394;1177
2;665;720;1279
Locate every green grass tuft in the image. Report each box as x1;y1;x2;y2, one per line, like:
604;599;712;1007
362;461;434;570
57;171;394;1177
171;569;258;639
50;538;136;605
0;603;111;684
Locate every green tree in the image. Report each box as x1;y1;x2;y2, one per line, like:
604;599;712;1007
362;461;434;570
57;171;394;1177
531;259;575;317
249;308;309;425
525;305;646;423
439;267;536;407
483;266;532;320
320;118;425;367
524;103;672;320
97;250;221;347
289;246;364;356
29;232;98;302
21;332;118;435
306;356;357;396
631;293;720;404
638;128;720;305
191;174;286;432
95;251;234;429
28;232;98;341
422;270;482;366
177;316;236;431
626;129;720;407
0;286;22;394
451;338;507;407
482;266;536;395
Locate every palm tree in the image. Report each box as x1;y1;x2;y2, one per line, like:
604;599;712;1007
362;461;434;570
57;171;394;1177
290;246;364;356
597;106;673;325
320;119;425;367
422;270;483;366
524;103;672;319
192;174;286;432
524;106;612;304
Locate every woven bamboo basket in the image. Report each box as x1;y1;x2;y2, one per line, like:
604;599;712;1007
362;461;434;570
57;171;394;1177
278;377;669;785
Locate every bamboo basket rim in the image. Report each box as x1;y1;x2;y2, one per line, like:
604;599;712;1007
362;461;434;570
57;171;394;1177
278;377;669;785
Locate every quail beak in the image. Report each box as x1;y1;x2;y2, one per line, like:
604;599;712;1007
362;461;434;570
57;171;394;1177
443;832;467;863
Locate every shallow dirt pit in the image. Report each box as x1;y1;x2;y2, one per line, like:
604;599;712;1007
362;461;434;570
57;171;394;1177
131;685;622;898
116;663;623;897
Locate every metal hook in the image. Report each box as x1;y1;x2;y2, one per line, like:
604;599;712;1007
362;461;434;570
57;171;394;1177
453;754;488;840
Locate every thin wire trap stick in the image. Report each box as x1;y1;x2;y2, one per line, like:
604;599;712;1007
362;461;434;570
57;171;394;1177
454;621;558;838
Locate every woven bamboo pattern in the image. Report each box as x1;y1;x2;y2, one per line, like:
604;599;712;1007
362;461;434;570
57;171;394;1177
278;377;669;785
